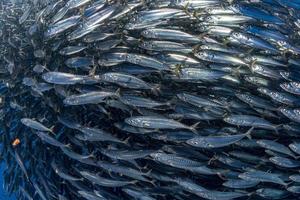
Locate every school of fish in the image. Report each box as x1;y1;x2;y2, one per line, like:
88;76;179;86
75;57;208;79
1;0;300;199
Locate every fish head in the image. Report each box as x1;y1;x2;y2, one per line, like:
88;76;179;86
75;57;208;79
186;138;205;147
197;24;209;32
196;51;208;59
149;152;163;160
20;118;30;126
139;41;153;49
141;29;156;38
125;117;141;127
231;32;242;40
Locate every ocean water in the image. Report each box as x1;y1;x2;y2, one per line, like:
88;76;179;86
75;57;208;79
0;164;15;200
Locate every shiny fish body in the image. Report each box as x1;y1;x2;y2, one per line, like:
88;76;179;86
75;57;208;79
42;72;96;85
80;171;136;187
139;40;193;54
224;114;276;130
59;46;87;56
125;53;169;71
21;118;53;133
120;95;168;109
178;68;227;81
195;50;248;66
239;170;287;186
141;28;200;43
101;73;153;90
45;15;81;38
125;116;195;131
63;91;118;106
186;128;252;148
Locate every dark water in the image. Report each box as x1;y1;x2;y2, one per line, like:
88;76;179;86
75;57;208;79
0;164;15;200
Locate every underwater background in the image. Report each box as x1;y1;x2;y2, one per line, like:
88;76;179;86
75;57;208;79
0;164;15;200
1;0;300;200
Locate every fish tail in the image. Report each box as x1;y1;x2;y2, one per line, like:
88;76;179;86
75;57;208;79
245;127;254;139
50;125;55;134
131;180;139;185
208;154;217;165
122;137;131;145
192;44;200;53
89;152;96;159
65;143;71;148
274;124;282;134
189;122;200;133
115;88;121;98
145;169;152;176
151;84;161;96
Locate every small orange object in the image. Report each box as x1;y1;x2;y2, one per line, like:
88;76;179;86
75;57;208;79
12;138;20;147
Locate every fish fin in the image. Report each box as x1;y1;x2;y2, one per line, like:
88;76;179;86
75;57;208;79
245;127;254;139
246;48;254;55
183;2;190;15
165;100;174;108
108;171;113;178
142;164;149;170
176;117;184;122
192;44;201;53
122;137;131;145
174;64;183;77
274;124;282;134
198;32;208;39
190;122;200;133
88;63;97;76
115;88;121;98
145;169;152;176
44;65;50;72
88;152;96;159
129;160;140;169
231;65;242;77
247;192;255;199
148;179;157;187
222;112;229;118
250;58;257;69
208;154;217;165
65;143;71;148
217;171;227;180
151;84;161;96
222;38;230;46
131;180;139;185
50;125;55;134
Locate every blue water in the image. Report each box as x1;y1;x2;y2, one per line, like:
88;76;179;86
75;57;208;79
0;164;15;200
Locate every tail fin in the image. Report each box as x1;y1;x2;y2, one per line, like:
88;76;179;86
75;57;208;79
65;143;71;148
115;88;121;98
88;152;96;159
245;127;254;139
50;125;55;135
151;84;161;96
145;169;152;176
189;122;200;133
274;124;282;134
122;137;131;145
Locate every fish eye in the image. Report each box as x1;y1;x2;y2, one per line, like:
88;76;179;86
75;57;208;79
144;30;149;35
142;121;149;127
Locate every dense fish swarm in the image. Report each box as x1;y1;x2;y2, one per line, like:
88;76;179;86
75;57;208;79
1;0;300;199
